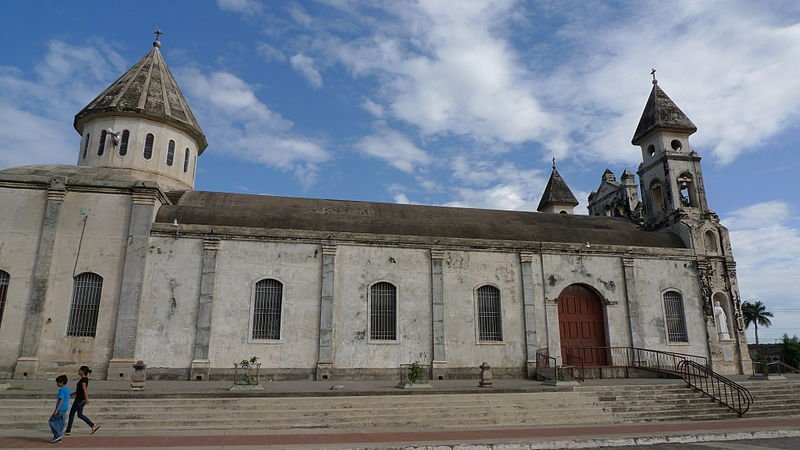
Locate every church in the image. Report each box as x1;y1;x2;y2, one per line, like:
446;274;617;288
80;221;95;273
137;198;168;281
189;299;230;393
0;37;751;381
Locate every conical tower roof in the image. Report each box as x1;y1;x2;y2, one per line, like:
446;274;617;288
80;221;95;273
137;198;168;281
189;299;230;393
537;167;579;212
631;82;696;145
74;41;207;152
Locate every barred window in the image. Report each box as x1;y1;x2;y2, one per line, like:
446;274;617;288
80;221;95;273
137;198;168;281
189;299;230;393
166;140;175;166
119;130;130;156
0;270;9;329
67;273;103;337
663;291;688;343
477;285;503;341
143;133;154;160
183;148;190;173
370;282;397;340
82;133;90;159
97;130;107;156
252;279;282;340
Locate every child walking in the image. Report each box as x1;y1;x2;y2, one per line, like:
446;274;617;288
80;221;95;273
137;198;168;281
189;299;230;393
49;375;70;443
65;366;100;436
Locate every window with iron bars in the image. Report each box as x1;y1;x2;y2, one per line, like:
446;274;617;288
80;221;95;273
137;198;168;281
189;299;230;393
0;270;9;329
252;279;282;340
663;291;688;343
67;273;103;337
477;285;503;341
370;282;397;340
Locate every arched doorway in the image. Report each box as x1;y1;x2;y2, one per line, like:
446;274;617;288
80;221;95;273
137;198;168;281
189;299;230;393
558;284;607;365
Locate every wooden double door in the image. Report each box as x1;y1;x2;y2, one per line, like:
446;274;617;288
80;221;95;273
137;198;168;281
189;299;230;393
558;284;608;366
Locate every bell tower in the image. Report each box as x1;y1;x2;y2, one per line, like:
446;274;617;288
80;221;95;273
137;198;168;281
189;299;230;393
633;71;751;374
633;73;708;229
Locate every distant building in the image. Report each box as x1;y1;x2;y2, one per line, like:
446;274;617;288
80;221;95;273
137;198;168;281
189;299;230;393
0;38;750;380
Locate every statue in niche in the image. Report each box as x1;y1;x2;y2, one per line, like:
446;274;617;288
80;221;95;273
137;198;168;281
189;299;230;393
714;300;731;341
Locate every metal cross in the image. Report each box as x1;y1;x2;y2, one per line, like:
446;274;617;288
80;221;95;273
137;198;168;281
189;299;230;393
154;27;164;42
552;157;556;170
651;68;657;83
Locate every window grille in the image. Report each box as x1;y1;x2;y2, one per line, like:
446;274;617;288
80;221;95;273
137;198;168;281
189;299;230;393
143;133;154;160
119;130;130;156
67;273;103;337
183;148;190;173
82;133;90;159
252;279;282;340
477;285;503;341
97;130;107;156
166;140;175;166
370;282;397;340
663;291;688;343
0;270;9;329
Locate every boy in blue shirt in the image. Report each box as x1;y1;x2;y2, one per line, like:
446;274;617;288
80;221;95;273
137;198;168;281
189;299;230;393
49;375;70;443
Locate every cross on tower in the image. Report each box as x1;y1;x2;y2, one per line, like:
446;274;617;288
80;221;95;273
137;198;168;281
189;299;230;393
651;68;657;84
154;28;164;42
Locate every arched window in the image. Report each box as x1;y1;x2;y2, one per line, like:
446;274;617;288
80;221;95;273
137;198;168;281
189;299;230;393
183;148;190;173
97;130;107;156
252;279;282;340
650;181;665;214
677;173;694;207
119;130;130;156
82;133;90;159
477;285;502;341
143;133;154;160
166;140;175;166
370;282;397;340
0;270;9;329
663;291;688;343
704;230;718;253
67;273;103;337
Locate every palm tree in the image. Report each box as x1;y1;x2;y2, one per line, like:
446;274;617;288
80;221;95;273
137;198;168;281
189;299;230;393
741;300;773;344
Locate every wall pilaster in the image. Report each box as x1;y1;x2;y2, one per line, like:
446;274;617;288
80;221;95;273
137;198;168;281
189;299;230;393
519;252;538;378
190;237;220;381
430;249;446;380
315;243;337;380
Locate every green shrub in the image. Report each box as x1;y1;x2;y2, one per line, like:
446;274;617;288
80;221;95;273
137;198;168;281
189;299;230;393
782;334;800;368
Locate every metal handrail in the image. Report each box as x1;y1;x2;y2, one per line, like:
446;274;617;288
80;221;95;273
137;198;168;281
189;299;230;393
536;348;579;382
564;349;585;381
562;346;708;375
752;361;783;377
679;360;753;416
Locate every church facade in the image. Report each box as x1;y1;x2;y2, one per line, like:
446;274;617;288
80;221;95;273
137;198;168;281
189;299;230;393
0;39;751;381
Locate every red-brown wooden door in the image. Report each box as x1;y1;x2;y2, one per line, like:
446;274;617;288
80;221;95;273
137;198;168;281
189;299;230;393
558;284;608;366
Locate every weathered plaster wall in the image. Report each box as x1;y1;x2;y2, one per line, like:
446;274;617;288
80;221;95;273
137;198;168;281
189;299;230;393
442;250;526;371
136;236;203;369
333;245;432;369
0;188;47;377
631;258;708;357
36;191;132;376
208;240;321;370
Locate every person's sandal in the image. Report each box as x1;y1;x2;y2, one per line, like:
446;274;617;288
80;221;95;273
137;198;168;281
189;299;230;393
64;432;71;436
91;425;100;435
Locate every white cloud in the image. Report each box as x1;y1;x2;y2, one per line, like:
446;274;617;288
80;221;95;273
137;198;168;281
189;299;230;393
290;53;323;88
180;69;329;186
0;40;127;168
325;0;566;154
256;42;286;62
361;99;385;117
287;3;313;27
723;200;800;342
545;1;800;164
445;157;547;211
355;125;430;173
217;0;262;16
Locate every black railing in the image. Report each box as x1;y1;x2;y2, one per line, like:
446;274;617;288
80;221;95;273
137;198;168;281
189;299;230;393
679;360;753;416
563;346;708;375
753;360;799;375
535;348;579;382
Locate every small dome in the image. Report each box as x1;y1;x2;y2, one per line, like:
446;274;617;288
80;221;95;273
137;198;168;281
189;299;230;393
73;45;207;152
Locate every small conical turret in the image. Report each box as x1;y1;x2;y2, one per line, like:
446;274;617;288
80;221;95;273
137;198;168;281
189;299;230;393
537;159;579;214
631;79;696;145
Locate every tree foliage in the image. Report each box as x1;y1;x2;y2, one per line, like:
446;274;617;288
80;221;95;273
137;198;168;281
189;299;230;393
782;334;800;369
741;300;773;344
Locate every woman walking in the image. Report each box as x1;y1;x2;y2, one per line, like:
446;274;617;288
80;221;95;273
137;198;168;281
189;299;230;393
64;366;100;435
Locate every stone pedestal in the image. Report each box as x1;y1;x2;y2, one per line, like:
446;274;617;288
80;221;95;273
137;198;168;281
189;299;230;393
479;362;493;388
315;362;333;381
526;360;537;379
190;359;211;381
431;360;447;381
107;358;136;381
13;357;39;380
130;360;147;391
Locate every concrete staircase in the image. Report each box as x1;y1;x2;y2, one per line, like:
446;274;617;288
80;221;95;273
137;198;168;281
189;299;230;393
2;380;797;431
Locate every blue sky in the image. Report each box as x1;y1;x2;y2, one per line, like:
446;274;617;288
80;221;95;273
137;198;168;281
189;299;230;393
1;0;799;343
